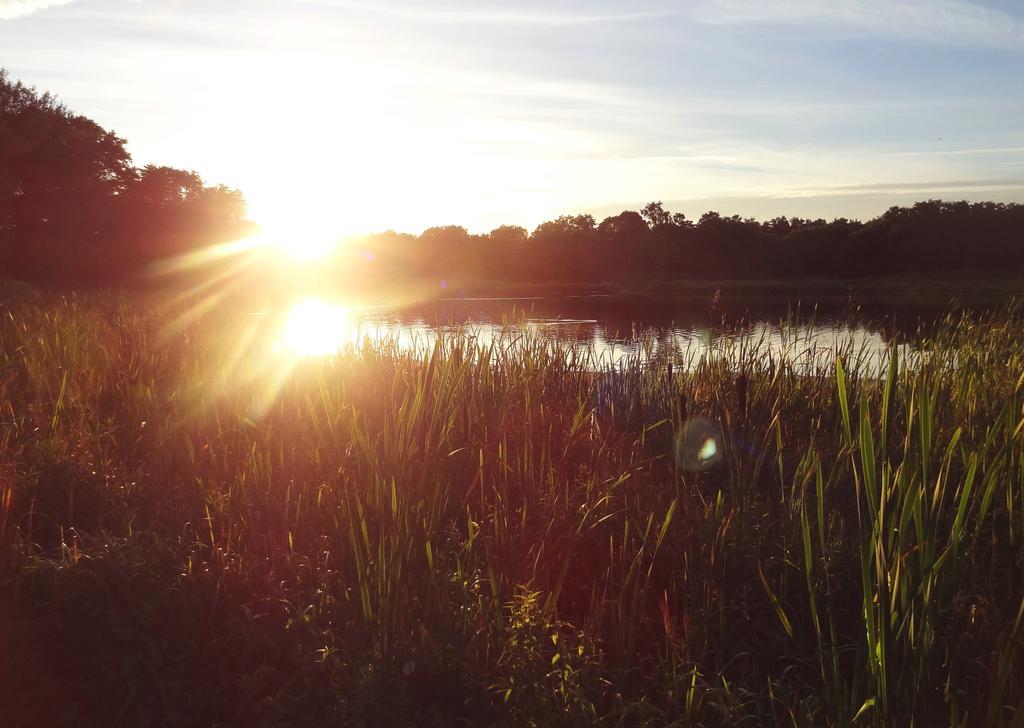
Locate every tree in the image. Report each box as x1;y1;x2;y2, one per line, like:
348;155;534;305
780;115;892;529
641;201;671;228
597;211;650;280
487;225;530;279
419;225;476;279
130;165;204;208
488;224;528;246
530;215;598;282
0;68;248;284
598;211;648;243
0;71;136;281
671;211;692;229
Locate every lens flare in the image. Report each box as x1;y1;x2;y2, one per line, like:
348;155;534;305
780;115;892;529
274;231;337;260
256;213;340;261
675;417;723;471
280;299;355;357
698;437;718;462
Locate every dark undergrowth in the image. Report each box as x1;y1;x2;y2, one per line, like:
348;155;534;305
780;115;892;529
1;291;1022;726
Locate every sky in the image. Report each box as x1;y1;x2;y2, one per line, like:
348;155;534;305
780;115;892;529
2;0;1023;235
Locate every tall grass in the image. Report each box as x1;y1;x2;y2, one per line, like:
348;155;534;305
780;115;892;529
0;290;1022;726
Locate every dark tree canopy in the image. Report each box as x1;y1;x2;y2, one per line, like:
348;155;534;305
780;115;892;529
0;69;247;285
2;69;1022;290
332;197;1023;293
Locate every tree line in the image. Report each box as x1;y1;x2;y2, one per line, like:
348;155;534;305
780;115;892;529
329;198;1023;290
2;69;1022;289
0;69;249;285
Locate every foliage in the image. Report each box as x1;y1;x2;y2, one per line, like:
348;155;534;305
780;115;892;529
3;68;1023;290
1;291;1022;726
0;69;248;285
331;198;1024;293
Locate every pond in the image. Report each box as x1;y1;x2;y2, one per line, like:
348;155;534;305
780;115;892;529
262;293;941;373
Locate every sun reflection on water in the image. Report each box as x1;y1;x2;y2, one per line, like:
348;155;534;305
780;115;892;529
198;295;917;423
279;298;356;357
268;301;910;373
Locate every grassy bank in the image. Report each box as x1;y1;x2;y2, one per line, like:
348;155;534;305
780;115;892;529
1;292;1023;726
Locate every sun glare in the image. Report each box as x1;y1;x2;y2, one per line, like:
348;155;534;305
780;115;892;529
279;231;337;260
258;216;340;261
280;299;354;357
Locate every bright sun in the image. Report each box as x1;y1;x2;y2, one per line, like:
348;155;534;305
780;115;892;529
280;299;354;357
258;214;340;261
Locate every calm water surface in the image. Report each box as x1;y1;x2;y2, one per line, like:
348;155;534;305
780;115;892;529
266;294;945;373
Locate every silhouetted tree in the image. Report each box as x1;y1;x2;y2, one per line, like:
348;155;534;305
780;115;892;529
487;225;529;279
598;211;648;242
0;69;247;285
641;201;672;228
531;214;598;281
342;199;1022;289
4;70;1023;290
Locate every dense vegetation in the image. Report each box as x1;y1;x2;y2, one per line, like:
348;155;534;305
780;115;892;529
0;70;249;285
334;200;1024;291
3;69;1023;291
1;290;1022;726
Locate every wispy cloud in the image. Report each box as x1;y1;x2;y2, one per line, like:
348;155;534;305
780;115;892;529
787;178;1024;197
688;0;1024;49
885;146;1024;157
321;0;676;26
0;0;74;20
3;0;1020;231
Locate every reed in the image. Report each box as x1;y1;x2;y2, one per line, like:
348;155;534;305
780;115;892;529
0;291;1021;726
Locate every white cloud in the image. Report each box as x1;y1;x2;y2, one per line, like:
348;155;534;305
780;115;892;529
784;178;1024;197
688;0;1024;49
885;146;1024;157
0;0;75;20
323;0;676;26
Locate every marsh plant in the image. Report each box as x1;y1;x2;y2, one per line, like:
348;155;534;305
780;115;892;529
1;291;1022;726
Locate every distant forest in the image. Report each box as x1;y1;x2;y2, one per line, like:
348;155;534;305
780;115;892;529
2;69;1023;289
336;199;1024;290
